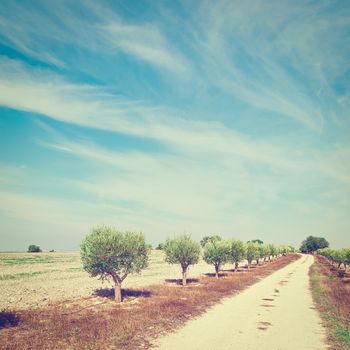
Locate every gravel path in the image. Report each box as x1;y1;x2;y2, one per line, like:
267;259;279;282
153;254;327;350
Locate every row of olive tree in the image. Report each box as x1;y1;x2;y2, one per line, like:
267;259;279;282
318;247;350;271
163;235;292;284
202;238;293;278
80;227;293;302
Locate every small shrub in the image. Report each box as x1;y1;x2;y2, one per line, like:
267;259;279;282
27;245;42;253
156;243;164;250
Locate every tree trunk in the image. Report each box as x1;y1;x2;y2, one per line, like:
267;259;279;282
234;261;239;272
114;281;122;303
182;268;187;286
256;258;259;266
215;265;219;278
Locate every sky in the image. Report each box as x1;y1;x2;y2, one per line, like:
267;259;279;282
0;0;349;251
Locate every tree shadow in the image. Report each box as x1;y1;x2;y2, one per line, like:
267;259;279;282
0;311;20;329
204;273;228;278
94;288;152;300
222;268;246;273
165;278;199;285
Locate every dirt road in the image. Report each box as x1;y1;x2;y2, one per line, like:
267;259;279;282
153;254;327;350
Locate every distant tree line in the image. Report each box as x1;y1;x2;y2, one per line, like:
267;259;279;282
27;245;55;253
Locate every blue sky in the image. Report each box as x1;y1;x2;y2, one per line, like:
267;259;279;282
0;0;349;251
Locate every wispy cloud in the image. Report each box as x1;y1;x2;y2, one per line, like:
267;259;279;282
187;0;350;131
102;22;191;75
1;56;349;187
1;0;348;130
0;0;191;75
38;131;350;225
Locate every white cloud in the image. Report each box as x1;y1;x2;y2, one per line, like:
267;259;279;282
103;23;191;75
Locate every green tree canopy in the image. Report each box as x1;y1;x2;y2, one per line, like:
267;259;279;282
300;236;329;253
200;235;222;248
80;226;149;302
27;245;42;253
156;243;164;250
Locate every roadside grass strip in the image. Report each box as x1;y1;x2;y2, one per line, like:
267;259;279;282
310;256;350;350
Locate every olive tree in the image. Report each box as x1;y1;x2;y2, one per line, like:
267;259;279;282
80;226;149;303
203;240;230;278
268;244;277;261
164;234;201;286
257;244;269;265
229;239;246;271
279;245;290;256
246;242;259;268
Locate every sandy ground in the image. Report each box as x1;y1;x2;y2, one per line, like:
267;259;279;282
0;250;234;310
153;254;327;350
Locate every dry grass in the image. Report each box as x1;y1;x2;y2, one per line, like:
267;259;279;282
310;255;350;350
0;254;299;350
